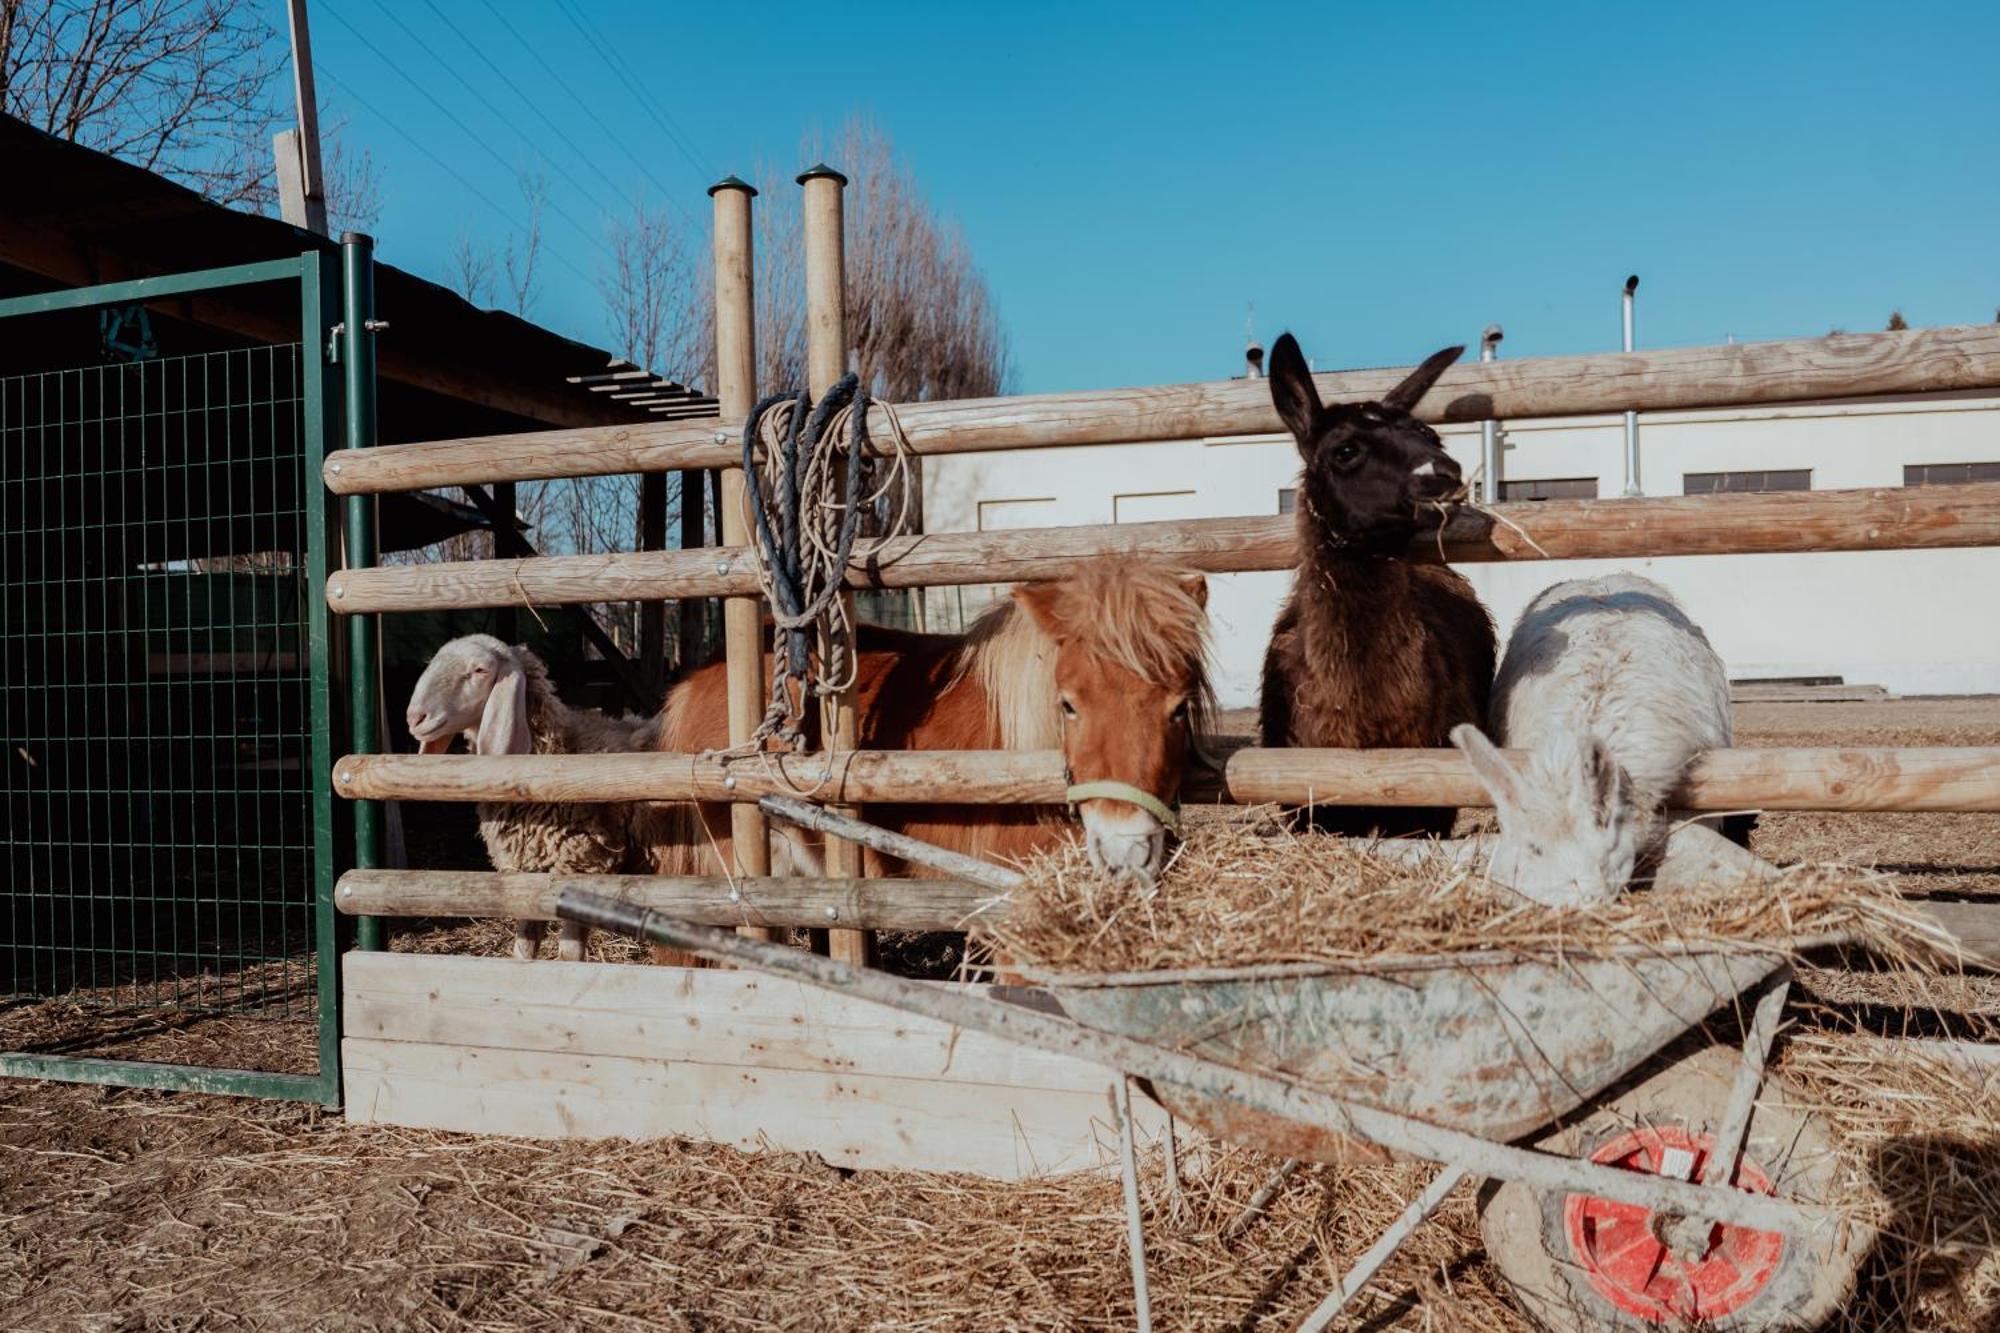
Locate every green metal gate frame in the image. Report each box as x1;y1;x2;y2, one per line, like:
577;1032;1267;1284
0;252;347;1105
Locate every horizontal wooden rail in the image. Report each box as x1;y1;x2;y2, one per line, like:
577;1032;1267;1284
333;745;2000;813
321;323;2000;494
335;871;998;933
325;481;2000;613
335;870;2000;966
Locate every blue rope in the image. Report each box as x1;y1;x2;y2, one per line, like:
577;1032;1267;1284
738;373;871;743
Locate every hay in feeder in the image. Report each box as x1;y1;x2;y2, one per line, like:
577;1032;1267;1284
981;808;1958;977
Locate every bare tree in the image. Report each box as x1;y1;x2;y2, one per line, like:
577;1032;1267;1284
2;1;380;226
1887;310;1909;332
446;232;495;306
501;171;546;318
1;0;280;202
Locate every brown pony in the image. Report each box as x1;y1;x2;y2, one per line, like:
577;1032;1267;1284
655;557;1214;887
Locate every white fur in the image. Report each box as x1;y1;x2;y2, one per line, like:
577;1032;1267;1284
1452;573;1732;906
406;635;659;961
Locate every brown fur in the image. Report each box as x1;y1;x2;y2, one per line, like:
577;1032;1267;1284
656;559;1213;874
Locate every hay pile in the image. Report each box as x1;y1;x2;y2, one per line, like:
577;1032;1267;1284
982;808;1955;976
5;1037;1996;1329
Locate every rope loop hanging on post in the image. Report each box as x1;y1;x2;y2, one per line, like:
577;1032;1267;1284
732;373;911;752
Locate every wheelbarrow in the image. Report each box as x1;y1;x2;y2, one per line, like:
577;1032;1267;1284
558;883;1866;1333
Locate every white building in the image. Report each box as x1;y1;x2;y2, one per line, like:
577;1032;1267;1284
922;370;2000;707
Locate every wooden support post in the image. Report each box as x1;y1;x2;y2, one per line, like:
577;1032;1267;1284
676;469;705;666
799;162;872;969
638;471;667;691
710;175;777;942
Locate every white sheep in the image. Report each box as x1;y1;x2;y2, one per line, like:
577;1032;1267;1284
1449;573;1733;906
405;634;661;961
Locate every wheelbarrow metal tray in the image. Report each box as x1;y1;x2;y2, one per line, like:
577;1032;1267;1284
1019;947;1789;1159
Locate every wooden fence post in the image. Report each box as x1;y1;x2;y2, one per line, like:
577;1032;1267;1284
799;162;872;968
709;175;777;941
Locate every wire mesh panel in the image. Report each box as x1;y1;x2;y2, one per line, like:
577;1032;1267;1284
0;258;340;1101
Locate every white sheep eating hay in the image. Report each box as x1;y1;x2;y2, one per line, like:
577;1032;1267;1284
1450;573;1736;906
405;634;660;961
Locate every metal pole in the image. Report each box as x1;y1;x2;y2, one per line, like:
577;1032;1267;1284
282;0;329;235
1622;275;1642;496
799;162;872;969
341;233;384;951
709;175;778;943
1113;1078;1155;1333
1297;1164;1470;1331
1478;324;1503;504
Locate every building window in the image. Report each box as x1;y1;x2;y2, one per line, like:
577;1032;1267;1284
1905;462;2000;487
1683;469;1812;495
1498;477;1597;502
1112;490;1198;524
975;497;1056;531
1278;488;1297;515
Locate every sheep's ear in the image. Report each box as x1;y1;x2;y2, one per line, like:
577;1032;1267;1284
475;663;532;756
1451;724;1524;809
1585;738;1631;828
1381;345;1465;413
1268;333;1321;453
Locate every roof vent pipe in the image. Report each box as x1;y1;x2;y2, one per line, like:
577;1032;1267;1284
1621;276;1642;497
1478;324;1503;504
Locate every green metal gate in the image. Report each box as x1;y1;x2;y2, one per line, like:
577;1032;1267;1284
0;255;345;1104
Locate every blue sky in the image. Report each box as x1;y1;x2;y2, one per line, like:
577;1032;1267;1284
309;0;2000;395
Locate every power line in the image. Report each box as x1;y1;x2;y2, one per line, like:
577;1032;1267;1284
415;0;636;209
318;61;604;297
547;0;716;185
319;2;617;266
473;0;699;217
360;0;623;222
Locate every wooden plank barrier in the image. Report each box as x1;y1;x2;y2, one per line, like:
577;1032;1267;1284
323;481;2000;613
334;870;999;933
334;744;2000;813
320;322;2000;494
342;952;1164;1178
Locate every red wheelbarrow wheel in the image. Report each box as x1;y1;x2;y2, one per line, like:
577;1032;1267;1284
1479;1046;1867;1332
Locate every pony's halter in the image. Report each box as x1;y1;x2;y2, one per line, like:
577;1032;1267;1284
1064;781;1180;833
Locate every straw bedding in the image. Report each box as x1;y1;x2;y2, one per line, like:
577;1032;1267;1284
3;1035;1994;1330
980;808;1960;977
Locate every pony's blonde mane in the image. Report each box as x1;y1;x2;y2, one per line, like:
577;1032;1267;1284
960;559;1215;751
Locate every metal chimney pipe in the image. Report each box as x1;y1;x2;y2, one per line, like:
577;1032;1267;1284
1478;324;1503;504
1621;275;1642;496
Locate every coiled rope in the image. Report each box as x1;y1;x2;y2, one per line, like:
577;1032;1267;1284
731;374;914;752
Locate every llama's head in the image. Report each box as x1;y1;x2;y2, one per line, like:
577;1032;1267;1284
1450;724;1641;907
406;634;535;756
1269;334;1465;550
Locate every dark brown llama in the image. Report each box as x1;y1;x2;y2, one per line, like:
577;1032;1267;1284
1259;333;1497;837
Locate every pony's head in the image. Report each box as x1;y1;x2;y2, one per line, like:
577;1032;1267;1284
998;559;1213;889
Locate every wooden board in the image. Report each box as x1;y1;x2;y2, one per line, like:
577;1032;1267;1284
321;322;2000;494
323;481;2000;611
341;952;1162;1178
333;744;2000;814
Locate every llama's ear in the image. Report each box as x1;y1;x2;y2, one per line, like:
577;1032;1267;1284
1585;737;1631;828
1268;333;1321;451
1451;724;1523;808
1177;573;1208;609
1011;581;1067;641
1381;345;1465;413
475;662;533;756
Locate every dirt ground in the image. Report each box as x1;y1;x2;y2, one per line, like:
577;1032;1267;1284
3;698;1998;1330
